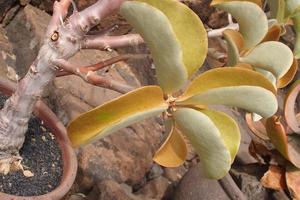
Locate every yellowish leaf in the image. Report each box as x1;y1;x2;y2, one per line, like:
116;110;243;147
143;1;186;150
121;0;207;93
200;110;240;162
67;86;167;147
179;67;276;100
261;23;281;42
153;120;188;167
174;108;231;179
211;0;262;7
277;58;298;88
223;29;244;66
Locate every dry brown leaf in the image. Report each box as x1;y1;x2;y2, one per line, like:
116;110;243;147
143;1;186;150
261;165;286;190
286;164;300;200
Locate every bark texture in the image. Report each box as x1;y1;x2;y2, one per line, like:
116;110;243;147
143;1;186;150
0;0;129;174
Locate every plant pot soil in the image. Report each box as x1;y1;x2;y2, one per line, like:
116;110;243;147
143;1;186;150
0;78;77;200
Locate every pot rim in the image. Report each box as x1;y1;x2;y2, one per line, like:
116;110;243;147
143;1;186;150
0;78;77;200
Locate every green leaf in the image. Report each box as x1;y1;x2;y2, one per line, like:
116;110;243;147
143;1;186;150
178;67;277;117
286;0;300;16
120;0;207;93
67;86;168;147
213;1;268;49
240;41;294;78
267;0;286;23
153;119;188;167
200;110;240;162
179;67;277;100
223;29;244;66
180;86;277;118
174;108;231;179
292;13;300;58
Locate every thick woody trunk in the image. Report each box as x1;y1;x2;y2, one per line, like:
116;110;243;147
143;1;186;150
0;0;125;174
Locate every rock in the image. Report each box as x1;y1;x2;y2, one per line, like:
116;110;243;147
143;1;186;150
135;176;170;200
77;118;163;190
90;180;142;200
5;5;50;77
0;26;16;80
1;5;20;27
173;163;232;200
20;0;31;6
163;166;188;183
147;164;164;180
64;194;85;200
0;0;17;23
231;164;268;200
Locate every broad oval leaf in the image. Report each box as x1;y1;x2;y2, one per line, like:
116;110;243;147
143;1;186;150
284;80;300;133
223;29;244;66
137;0;208;77
178;67;278;118
277;58;298;88
200;110;240;162
174;108;231;179
120;0;207;93
153;119;188;167
179;67;276;100
240;41;294;78
213;1;268;48
179;86;277;118
67;86;168;147
266;116;300;168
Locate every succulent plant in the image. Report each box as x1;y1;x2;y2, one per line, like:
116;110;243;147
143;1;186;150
67;0;278;179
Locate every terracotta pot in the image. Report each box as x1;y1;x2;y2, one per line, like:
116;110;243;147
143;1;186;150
0;78;77;200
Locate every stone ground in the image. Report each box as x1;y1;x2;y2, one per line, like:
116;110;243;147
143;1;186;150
0;0;296;200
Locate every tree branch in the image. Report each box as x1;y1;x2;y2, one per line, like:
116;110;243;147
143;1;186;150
68;0;126;34
55;54;149;77
81;34;144;50
53;55;145;93
46;0;73;36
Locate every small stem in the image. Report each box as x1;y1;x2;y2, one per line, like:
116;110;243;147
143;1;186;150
55;54;149;77
207;23;239;38
82;34;144;50
53;55;139;93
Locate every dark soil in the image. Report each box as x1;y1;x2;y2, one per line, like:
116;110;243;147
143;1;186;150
0;94;63;196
